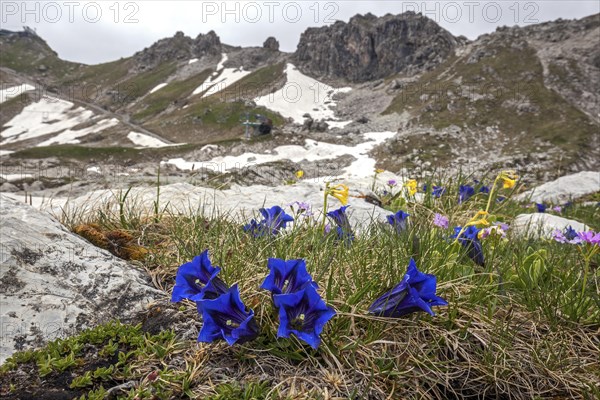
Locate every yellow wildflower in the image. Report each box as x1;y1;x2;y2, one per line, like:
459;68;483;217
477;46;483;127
467;210;490;228
500;170;518;189
329;184;349;205
404;179;418;196
296;170;304;179
375;168;385;174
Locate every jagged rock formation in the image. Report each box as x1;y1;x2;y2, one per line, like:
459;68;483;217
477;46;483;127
293;12;463;82
134;30;222;70
0;195;163;362
263;37;280;51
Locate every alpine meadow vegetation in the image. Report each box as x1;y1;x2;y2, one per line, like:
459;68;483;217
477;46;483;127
1;170;599;400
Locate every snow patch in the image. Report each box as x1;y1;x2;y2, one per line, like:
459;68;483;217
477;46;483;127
188;58;198;64
1;97;101;145
127;131;181;148
0;150;14;157
1;173;32;182
254;63;352;127
0;84;35;104
163;131;396;179
149;83;168;94
37;118;119;146
192;53;251;97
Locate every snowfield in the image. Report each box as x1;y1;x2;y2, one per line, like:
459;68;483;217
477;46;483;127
163;131;396;179
1;97;118;145
0;84;35;104
192;53;251;98
254;63;352;128
37;118;119;146
149;83;168;94
127;131;182;148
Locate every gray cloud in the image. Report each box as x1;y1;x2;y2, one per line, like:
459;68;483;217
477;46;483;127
1;0;598;64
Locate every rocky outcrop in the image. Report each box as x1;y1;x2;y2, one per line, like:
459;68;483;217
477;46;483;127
134;30;222;70
293;12;462;82
516;171;599;203
263;37;280;51
0;195;163;363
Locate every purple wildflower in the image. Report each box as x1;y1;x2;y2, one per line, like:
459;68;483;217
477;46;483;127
433;213;449;229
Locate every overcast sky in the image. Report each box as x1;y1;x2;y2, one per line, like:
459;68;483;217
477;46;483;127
1;1;598;64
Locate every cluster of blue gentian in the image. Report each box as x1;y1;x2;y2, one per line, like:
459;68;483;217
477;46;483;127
368;258;447;317
171;251;338;349
261;258;336;349
451;226;485;266
243;206;294;237
458;183;491;204
171;250;259;345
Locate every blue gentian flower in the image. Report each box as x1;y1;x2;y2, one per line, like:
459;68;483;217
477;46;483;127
458;185;475;204
171;250;229;303
261;258;318;295
451;226;485;266
197;284;259;345
564;225;578;241
274;285;336;349
386;210;410;234
479;186;490;194
535;203;546;213
423;184;445;198
368;258;447;317
432;186;445;198
244;205;294;237
327;206;355;244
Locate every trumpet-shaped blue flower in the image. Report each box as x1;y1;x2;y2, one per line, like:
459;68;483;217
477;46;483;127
244;206;294;237
327;206;355;244
387;210;410;234
423;185;445;198
479;185;490;194
274;285;336;349
458;185;475;204
171;250;229;303
535;203;546;213
451;226;485;266
197;284;259;345
261;258;318;295
368;258;447;317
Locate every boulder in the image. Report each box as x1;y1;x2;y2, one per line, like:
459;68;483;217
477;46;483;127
0;195;163;363
511;213;589;239
517;171;599;203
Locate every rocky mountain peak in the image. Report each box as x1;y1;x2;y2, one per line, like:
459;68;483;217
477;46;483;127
293;11;463;82
134;30;222;70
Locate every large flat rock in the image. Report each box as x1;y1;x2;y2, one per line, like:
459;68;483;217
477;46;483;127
0;195;163;363
517;171;599;203
6;179;397;232
511;213;590;239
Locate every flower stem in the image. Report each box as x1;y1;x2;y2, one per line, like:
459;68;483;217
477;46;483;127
322;183;330;233
485;175;501;215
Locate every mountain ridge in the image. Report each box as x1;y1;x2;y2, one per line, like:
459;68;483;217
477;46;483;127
1;11;598;183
